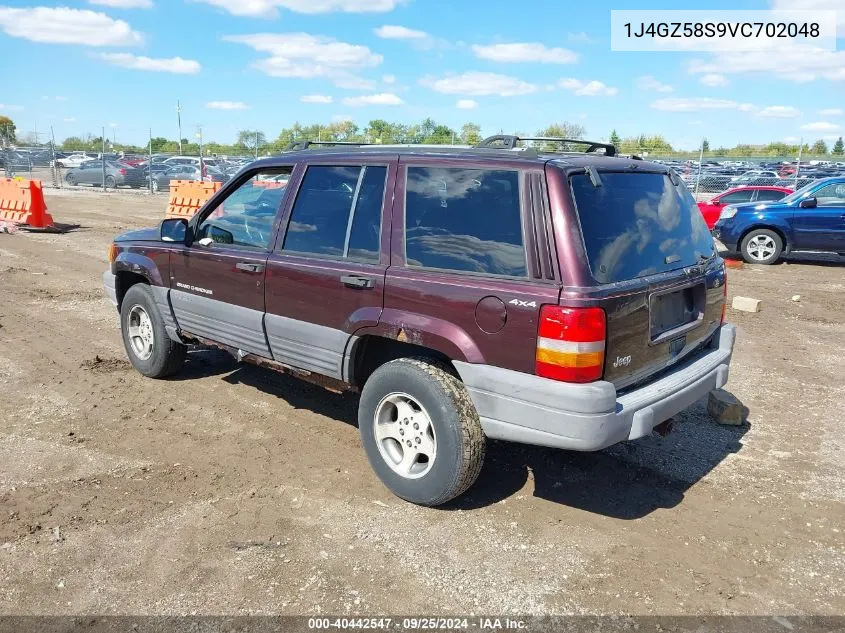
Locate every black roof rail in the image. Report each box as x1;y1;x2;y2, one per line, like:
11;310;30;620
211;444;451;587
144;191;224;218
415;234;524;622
475;135;616;157
284;140;373;151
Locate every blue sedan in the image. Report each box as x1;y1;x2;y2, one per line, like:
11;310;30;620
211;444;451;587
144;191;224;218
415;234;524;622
713;176;845;264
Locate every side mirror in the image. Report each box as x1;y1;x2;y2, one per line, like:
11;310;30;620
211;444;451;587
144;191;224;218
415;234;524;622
798;197;817;209
160;218;188;243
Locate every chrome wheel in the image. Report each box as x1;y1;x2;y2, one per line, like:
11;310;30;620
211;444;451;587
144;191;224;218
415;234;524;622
746;234;776;262
373;392;436;479
151;179;159;193
127;304;155;360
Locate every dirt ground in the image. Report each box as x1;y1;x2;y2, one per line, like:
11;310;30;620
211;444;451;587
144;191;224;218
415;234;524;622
0;188;843;617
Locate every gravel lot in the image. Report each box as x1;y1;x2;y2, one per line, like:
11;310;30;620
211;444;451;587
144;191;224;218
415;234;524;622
0;188;843;616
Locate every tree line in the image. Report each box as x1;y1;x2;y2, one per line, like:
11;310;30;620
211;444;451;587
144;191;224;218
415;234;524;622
2;114;843;157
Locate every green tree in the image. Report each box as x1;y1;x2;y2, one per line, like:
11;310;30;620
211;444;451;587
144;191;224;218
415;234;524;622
0;115;15;147
533;122;586;151
609;129;621;146
236;130;267;154
459;122;482;146
701;138;710;152
833;137;844;155
811;139;829;155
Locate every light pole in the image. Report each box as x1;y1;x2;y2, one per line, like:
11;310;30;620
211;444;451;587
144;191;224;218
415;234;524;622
177;101;183;154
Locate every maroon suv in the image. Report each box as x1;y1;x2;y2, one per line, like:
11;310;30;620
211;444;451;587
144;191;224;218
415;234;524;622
103;136;734;506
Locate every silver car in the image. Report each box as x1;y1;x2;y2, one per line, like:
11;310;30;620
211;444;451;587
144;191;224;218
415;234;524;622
65;160;145;189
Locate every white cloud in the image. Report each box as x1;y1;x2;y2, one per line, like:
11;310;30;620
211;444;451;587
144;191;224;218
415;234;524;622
559;78;618;97
301;95;333;103
636;75;673;93
0;104;24;112
382;74;396;84
820;108;843;116
373;25;428;40
88;0;153;8
771;0;845;37
456;99;478;110
472;42;578;64
341;92;403;106
0;7;143;46
699;73;729;87
801;121;841;131
738;103;757;112
757;105;801;118
567;32;592;43
195;0;402;18
206;101;250;110
63;117;76;122
99;53;201;74
650;97;743;112
689;46;845;83
420;72;537;97
225;33;381;88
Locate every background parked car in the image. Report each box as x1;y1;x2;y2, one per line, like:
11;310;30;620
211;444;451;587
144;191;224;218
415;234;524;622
55;152;97;168
713;176;845;264
150;165;224;192
698;186;792;229
64;160;146;189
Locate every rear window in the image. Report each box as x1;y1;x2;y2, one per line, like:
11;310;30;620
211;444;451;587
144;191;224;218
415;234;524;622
571;171;714;284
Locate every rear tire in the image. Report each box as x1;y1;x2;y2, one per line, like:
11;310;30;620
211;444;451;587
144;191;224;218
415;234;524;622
120;284;186;378
105;175;116;189
740;229;783;265
358;357;485;506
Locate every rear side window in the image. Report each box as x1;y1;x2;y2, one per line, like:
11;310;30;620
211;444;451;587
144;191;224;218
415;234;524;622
571;171;714;284
755;189;788;202
283;165;386;262
405;167;526;277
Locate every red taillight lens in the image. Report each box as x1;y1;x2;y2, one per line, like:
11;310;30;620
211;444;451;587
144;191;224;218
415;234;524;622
119;168;127;175
536;306;606;383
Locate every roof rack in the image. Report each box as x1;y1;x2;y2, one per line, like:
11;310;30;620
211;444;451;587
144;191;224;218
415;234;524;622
475;135;616;157
284;140;372;151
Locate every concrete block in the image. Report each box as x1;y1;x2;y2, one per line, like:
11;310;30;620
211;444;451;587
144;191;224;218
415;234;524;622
708;389;747;426
732;296;762;312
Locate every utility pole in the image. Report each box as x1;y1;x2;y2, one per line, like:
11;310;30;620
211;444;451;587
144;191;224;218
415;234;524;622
177;101;183;154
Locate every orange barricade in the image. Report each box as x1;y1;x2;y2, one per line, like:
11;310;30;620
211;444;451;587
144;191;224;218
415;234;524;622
165;180;222;219
0;178;54;229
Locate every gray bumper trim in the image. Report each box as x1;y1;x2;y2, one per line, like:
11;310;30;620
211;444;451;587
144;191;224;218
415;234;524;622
103;271;117;309
454;323;735;452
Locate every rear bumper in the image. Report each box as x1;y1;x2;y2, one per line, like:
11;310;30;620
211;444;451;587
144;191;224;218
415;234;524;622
454;323;736;452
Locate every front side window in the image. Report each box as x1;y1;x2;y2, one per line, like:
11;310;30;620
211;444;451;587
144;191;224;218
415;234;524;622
283;165;386;262
719;190;754;204
813;183;845;206
404;167;526;277
196;169;292;250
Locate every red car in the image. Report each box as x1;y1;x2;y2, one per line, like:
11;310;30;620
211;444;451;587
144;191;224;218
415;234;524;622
698;186;793;229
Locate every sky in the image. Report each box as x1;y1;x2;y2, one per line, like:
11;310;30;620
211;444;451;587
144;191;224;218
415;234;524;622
0;0;843;150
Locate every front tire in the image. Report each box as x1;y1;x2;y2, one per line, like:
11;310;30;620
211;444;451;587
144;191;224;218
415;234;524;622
120;284;186;378
740;229;783;264
65;173;77;186
358;358;485;506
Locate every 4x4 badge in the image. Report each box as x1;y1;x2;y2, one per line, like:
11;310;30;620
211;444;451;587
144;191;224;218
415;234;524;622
508;299;537;308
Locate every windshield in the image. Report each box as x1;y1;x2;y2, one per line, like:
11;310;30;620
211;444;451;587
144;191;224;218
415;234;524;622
781;180;820;204
571;171;715;284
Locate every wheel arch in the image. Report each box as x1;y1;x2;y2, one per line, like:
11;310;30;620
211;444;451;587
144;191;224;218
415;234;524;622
345;334;459;389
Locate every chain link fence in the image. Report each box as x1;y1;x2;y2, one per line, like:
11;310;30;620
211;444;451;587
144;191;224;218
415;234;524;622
3;124;845;200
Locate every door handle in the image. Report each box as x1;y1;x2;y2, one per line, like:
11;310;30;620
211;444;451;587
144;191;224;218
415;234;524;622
235;262;265;274
341;274;376;289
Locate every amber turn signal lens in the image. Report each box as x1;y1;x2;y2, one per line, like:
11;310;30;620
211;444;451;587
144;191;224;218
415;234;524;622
107;243;118;263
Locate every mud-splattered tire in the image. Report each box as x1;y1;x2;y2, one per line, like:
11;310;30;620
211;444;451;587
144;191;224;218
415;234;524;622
120;284;186;379
358;357;485;506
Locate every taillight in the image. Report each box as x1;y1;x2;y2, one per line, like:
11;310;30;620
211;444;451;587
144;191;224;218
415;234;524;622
119;168;127;175
536;306;606;383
